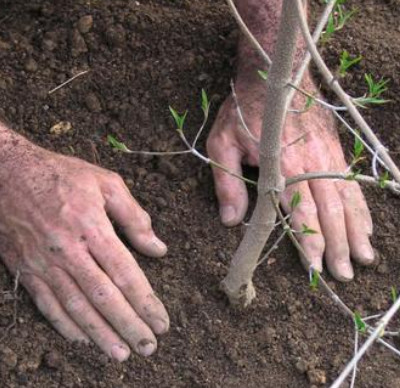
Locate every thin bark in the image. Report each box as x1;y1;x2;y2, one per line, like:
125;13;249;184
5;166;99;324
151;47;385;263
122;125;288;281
221;0;299;306
294;0;400;183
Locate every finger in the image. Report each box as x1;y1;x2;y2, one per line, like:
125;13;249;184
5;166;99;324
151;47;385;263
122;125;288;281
206;134;248;226
336;181;374;265
100;173;167;258
60;251;157;357
309;179;353;281
22;274;89;343
280;181;325;272
329;141;373;235
46;267;131;361
86;218;169;336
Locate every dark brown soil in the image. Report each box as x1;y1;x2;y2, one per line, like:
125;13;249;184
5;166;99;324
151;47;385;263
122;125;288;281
0;0;400;387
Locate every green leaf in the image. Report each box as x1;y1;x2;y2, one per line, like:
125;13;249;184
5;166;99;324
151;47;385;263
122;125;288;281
379;171;390;189
169;106;188;132
290;191;302;210
345;169;361;181
201;89;210;115
305;95;315;111
309;268;320;292
353;133;364;160
301;224;318;236
257;70;268;80
354;311;367;333
391;286;398;304
107;135;129;152
339;50;362;76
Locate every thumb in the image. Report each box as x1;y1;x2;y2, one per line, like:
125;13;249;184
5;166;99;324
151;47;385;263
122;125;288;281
207;136;248;226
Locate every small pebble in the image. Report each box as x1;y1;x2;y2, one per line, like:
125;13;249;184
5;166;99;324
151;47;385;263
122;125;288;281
24;58;38;73
77;15;93;34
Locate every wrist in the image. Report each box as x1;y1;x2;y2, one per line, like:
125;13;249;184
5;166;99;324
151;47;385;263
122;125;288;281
0;124;41;176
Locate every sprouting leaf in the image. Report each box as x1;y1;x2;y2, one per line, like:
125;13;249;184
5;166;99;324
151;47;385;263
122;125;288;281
169;106;188;132
339;50;362;76
305;95;315;111
301;224;318;236
257;70;268;80
354;311;367;333
201;89;210;115
353;133;364;160
290;191;302;210
379;171;390;189
354;74;391;107
107;135;129;152
391;286;398;304
309;268;320;292
345;169;361;181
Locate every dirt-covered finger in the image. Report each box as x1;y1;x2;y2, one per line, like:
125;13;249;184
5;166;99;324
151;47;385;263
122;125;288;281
22;274;89;343
44;267;131;361
337;181;374;265
61;252;157;357
206;134;248;226
100;173;167;258
86;220;169;336
309;179;353;282
280;181;325;272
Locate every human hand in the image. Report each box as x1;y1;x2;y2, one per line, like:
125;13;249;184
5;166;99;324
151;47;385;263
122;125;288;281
0;139;169;361
206;78;374;281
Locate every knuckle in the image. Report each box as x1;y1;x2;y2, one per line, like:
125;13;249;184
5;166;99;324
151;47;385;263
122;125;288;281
91;283;115;306
113;265;134;290
108;172;125;187
65;294;87;315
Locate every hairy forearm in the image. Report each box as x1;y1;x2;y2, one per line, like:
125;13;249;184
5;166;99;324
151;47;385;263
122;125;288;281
0;123;40;180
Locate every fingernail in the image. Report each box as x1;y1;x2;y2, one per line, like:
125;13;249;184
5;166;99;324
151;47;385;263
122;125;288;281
359;244;375;264
338;261;354;281
151;238;167;256
111;343;130;362
137;339;157;357
220;205;237;226
153;318;169;335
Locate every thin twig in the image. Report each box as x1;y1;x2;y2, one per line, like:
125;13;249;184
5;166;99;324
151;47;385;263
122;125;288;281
330;296;400;388
230;80;259;143
225;0;272;66
0;270;20;343
285;171;400;194
287;0;336;103
332;110;387;169
48;70;90;95
294;0;400;183
257;230;287;267
350;327;359;388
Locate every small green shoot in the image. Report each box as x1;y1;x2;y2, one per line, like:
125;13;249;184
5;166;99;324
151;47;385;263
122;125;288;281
339;50;362;76
354;135;364;160
301;224;318;236
304;95;315;111
169;106;188;133
201;89;210;116
391;286;398;304
107;135;129;152
322;1;357;43
379;171;390;189
257;70;268;81
355;74;390;107
345;169;361;181
309;268;320;292
350;132;365;167
290;191;302;210
354;311;367;333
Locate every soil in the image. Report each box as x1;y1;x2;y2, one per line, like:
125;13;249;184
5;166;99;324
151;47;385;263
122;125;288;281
0;0;400;387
